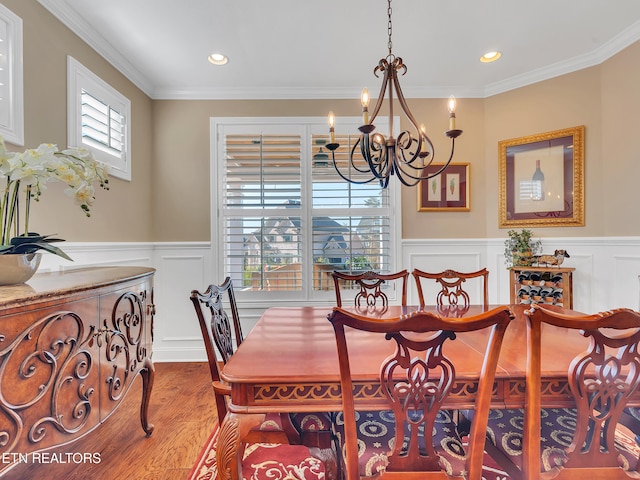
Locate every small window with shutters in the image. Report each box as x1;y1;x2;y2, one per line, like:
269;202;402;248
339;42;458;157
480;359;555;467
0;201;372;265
67;56;131;181
213;117;399;301
0;4;23;145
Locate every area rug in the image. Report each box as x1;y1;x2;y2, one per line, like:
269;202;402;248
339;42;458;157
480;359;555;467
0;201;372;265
187;426;326;480
186;426;511;480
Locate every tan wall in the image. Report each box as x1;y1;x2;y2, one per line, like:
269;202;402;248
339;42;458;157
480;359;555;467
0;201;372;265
9;2;640;243
154;49;639;242
2;1;154;242
601;41;640;236
483;67;603;239
151;99;365;241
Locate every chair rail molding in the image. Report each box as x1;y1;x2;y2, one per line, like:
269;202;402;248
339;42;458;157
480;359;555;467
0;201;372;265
28;237;640;362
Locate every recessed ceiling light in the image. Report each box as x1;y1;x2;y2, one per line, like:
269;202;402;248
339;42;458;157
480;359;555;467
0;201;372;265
208;53;228;65
480;51;502;63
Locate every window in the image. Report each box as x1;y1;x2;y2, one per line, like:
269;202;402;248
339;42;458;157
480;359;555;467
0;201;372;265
0;4;23;145
212;117;401;301
67;56;131;181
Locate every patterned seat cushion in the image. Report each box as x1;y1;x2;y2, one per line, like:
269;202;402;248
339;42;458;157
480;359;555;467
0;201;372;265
291;412;333;431
625;407;640;423
333;410;466;477
481;408;640;473
258;412;332;433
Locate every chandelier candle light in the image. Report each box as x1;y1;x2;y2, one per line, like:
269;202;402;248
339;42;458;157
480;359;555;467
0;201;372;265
327;0;463;188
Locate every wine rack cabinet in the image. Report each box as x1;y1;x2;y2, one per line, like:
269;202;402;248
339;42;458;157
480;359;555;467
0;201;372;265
508;266;574;309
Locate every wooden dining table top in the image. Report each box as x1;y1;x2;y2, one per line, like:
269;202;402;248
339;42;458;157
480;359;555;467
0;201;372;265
221;304;591;413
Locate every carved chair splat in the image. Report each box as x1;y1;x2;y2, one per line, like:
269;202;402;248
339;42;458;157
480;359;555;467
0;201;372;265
332;270;409;307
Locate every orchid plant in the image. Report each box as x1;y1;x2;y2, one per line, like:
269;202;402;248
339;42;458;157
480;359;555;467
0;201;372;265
0;135;109;260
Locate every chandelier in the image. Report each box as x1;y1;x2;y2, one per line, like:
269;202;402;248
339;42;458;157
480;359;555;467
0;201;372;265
326;0;463;188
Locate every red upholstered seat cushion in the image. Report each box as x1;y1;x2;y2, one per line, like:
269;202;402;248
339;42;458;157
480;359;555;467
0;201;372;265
333;410;467;477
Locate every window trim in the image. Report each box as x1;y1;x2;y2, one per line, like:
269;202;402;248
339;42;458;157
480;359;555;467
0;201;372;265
67;56;131;181
0;4;23;146
210;116;402;304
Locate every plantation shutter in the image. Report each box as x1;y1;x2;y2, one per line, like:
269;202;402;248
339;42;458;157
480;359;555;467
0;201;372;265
223;132;303;291
81;89;124;158
310;132;391;276
216;118;396;299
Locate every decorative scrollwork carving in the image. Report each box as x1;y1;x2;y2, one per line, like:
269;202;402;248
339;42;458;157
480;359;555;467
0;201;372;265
217;415;241;480
102;290;147;402
381;331;456;463
0;311;97;448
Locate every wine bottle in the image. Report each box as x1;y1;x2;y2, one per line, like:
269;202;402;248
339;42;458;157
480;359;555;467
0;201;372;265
531;159;544;201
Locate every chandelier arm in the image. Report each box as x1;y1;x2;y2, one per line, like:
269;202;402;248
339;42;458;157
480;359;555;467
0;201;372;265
329;146;379;185
398;137;457;183
362;134;392;181
352;136;382;175
368;59;391;126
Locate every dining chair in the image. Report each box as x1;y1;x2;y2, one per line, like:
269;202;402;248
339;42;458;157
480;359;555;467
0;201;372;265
412;268;489;308
332;269;409;307
328;305;514;480
478;304;640;480
190;278;338;479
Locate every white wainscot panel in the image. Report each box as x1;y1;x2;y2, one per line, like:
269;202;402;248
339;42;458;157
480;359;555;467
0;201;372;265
404;241;486;306
152;245;212;362
612;255;640;310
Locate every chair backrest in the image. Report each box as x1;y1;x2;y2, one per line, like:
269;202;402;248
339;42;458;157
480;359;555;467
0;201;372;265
412;268;489;308
523;304;640;480
328;305;513;480
190;277;243;422
332;270;409;307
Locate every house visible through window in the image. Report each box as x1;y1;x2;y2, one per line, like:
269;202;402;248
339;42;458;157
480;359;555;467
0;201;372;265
212;117;400;300
67;56;131;181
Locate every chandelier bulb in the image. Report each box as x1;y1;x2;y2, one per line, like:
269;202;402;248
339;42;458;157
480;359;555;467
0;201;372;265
448;95;457;131
447;95;457;114
328;111;336;144
361;88;370;125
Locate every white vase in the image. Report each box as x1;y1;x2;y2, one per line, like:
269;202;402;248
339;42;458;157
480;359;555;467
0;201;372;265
0;253;42;285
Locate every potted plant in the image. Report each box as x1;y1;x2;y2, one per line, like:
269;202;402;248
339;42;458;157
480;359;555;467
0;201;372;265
504;229;542;267
0;136;109;283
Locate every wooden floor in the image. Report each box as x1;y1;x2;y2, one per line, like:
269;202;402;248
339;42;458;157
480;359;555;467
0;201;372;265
1;362;217;480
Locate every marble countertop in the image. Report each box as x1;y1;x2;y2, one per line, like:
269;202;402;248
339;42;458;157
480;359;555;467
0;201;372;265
0;266;155;311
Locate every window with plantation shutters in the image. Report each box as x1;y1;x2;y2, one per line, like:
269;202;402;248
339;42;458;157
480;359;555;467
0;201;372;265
67;56;131;181
0;4;23;146
213;117;400;301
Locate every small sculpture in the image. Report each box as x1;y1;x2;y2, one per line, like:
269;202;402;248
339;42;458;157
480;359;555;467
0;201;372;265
533;249;570;267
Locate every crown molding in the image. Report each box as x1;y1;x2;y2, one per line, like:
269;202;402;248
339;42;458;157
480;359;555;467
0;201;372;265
151;85;487;101
484;19;640;97
37;0;154;97
38;1;640;100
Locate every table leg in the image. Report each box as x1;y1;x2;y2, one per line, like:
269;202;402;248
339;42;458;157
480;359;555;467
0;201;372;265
216;412;265;480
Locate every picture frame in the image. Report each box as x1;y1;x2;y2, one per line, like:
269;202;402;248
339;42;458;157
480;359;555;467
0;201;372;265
418;163;470;212
498;126;584;228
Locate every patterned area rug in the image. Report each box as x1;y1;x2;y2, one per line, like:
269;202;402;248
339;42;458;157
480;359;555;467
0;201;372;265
186;426;511;480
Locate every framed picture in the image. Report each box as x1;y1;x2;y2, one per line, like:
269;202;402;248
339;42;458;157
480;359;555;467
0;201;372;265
498;126;584;228
418;163;470;211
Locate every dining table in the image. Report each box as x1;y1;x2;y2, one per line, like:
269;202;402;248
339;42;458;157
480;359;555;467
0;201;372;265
214;303;625;480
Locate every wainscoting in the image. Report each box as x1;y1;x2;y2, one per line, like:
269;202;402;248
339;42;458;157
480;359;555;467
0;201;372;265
38;238;640;362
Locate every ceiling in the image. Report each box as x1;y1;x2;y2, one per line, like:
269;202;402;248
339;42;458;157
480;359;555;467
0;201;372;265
38;0;640;100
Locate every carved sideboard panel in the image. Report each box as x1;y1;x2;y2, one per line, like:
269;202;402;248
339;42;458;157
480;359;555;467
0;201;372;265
0;267;155;475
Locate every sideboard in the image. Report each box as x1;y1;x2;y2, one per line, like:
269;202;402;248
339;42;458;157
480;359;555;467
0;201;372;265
0;266;155;474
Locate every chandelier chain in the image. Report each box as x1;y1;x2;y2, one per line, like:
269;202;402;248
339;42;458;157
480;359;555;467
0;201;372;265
387;0;393;56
